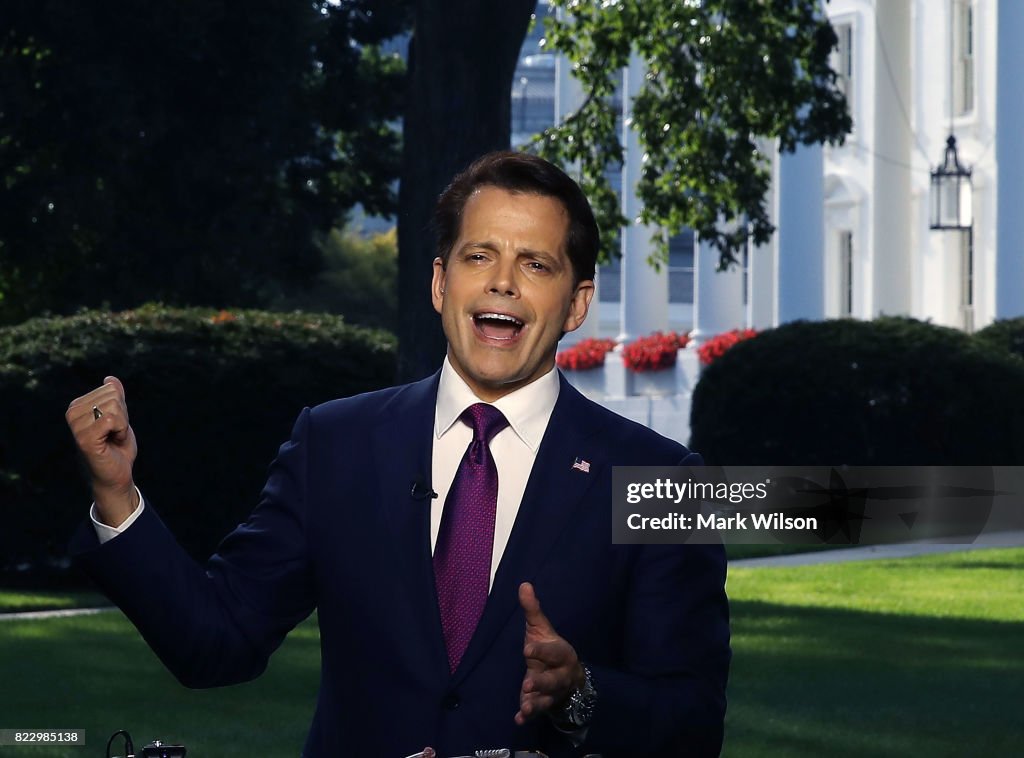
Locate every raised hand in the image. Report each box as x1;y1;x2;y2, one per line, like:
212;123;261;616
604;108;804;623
514;582;585;725
65;375;139;527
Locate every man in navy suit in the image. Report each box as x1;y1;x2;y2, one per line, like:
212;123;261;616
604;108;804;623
66;152;730;757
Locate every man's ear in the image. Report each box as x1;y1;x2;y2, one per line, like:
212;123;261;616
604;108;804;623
562;280;595;334
431;257;446;315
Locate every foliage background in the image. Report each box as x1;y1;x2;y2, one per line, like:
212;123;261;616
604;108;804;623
973;316;1024;362
690;317;1024;465
0;305;396;584
537;0;850;267
272;227;398;332
0;0;407;324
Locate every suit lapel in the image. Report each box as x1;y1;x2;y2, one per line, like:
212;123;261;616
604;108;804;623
370;371;450;679
451;375;607;686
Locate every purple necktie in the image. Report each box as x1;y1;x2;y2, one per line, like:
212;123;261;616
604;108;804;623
433;403;509;673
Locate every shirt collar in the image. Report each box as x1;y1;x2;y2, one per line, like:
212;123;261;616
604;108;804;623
435;356;560;452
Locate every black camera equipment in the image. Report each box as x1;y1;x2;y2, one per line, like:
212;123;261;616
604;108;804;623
105;730;186;758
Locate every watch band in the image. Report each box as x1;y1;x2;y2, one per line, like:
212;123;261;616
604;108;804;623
555;663;597;729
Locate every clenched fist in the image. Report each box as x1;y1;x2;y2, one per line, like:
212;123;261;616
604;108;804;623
65;376;139;527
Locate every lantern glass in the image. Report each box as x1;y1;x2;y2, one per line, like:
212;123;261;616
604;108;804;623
929;135;972;230
942;175;960;227
959;178;973;227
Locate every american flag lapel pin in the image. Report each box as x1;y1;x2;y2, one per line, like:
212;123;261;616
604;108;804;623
571;457;591;473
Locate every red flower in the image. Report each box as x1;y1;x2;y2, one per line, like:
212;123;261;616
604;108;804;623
697;328;758;366
622;331;691;372
556;337;617;371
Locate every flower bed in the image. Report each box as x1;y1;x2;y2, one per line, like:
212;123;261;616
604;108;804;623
621;331;691;372
697;328;758;365
556;337;618;371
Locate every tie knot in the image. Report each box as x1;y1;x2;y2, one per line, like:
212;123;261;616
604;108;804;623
461;403;509;444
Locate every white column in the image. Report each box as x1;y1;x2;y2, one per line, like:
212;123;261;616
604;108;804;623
777;143;825;323
748;237;776;329
996;0;1024;317
555;49;600;339
748;140;778;329
554;53;582;136
872;0;913;316
691;233;745;343
618;53;669;342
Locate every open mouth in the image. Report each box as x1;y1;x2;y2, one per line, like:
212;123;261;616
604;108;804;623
473;311;525;342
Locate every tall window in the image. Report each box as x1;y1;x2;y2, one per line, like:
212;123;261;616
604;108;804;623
952;0;975;116
839;231;854;317
834;22;854;115
667;231;695;305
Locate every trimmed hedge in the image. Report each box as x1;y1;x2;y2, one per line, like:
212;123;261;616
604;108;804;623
974;317;1024;362
690;317;1024;465
0;305;397;585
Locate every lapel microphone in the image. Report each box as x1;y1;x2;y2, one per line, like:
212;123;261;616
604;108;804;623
410;481;438;500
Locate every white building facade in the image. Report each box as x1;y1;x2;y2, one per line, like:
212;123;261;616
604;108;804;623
762;0;1024;331
817;0;999;331
516;1;1024;443
555;0;1024;340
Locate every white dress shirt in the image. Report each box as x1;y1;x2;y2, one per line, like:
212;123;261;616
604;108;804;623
431;357;559;589
91;486;144;544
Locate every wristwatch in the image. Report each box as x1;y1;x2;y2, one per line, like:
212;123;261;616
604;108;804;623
555;663;597;729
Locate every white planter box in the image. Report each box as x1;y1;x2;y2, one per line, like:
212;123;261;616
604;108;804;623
562;367;607;398
626;366;677;397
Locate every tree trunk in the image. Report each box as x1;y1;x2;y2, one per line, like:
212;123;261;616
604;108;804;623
396;0;536;383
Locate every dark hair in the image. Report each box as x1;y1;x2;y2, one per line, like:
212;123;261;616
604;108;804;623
433;151;599;284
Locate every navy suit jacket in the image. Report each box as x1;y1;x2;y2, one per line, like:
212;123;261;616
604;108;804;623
72;371;730;757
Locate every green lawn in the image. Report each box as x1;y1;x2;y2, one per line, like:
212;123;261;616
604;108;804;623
0;548;1020;757
0;590;107;614
0;613;320;757
725;543;837;561
724;548;1024;757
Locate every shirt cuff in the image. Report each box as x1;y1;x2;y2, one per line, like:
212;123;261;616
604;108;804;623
90;486;145;544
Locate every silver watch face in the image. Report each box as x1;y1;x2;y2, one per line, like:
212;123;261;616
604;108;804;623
568;669;597;726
